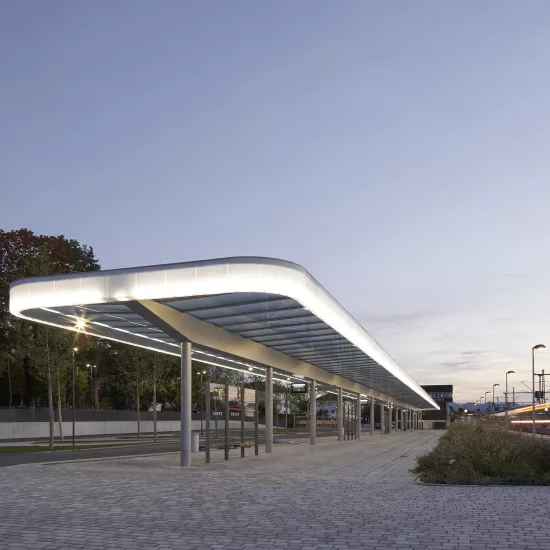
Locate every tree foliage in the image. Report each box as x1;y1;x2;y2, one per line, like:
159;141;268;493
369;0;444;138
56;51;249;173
0;229;100;407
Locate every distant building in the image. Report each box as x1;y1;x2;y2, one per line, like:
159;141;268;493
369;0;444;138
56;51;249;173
421;384;453;429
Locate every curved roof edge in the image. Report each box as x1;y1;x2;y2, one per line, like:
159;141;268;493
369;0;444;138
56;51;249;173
10;256;438;409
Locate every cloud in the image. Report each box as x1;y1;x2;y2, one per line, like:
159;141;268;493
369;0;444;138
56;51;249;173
358;310;433;327
486;272;533;280
352;298;550;402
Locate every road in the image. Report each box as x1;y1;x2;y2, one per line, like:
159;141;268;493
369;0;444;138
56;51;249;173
0;429;345;467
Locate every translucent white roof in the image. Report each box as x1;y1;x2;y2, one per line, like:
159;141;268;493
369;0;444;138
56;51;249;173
10;257;438;409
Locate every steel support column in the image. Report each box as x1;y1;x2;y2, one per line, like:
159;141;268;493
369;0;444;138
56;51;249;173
370;399;375;436
180;340;192;467
356;393;361;440
310;379;316;446
205;380;210;464
265;366;273;453
337;388;343;441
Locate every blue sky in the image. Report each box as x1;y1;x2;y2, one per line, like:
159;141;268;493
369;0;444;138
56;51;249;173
3;1;550;403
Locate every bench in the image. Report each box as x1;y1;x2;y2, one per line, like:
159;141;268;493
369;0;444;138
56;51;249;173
213;442;252;450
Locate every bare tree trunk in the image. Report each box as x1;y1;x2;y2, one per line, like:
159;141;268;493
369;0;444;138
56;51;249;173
45;329;54;451
7;357;12;410
153;362;158;444
136;364;140;439
93;371;99;409
57;366;64;443
285;390;289;434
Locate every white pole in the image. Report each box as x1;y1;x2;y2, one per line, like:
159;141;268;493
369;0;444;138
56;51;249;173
309;380;316;446
180;341;192;467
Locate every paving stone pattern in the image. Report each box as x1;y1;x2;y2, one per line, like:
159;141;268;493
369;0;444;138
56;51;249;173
1;431;548;550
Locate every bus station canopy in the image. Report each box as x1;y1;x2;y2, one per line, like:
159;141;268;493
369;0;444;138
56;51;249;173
10;257;438;410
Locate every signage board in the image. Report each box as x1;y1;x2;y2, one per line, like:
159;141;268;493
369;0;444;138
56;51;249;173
291;382;308;394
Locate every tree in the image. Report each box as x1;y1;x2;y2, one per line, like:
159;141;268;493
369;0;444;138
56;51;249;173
20;326;56;450
0;229;100;408
0;348;14;409
141;353;178;442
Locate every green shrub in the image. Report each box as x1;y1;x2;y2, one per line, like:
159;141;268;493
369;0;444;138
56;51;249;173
412;423;550;485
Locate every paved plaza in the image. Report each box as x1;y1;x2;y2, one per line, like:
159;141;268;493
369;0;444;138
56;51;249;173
1;430;548;550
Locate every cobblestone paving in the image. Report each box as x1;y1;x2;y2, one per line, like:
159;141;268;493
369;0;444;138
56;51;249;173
1;431;548;550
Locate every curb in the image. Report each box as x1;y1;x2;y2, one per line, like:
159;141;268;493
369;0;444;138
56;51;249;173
414;477;546;488
3;451;179;469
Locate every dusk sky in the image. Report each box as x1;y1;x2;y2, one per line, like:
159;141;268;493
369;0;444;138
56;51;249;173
3;1;550;403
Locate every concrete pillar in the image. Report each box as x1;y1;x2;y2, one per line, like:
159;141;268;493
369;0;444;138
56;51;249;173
180;340;192;467
370;399;375;436
309;379;316;446
402;409;406;431
265;366;273;453
380;402;385;434
337;388;343;441
356;393;361;440
388;402;392;433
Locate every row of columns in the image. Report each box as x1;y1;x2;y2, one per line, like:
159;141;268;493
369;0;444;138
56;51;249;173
180;341;422;467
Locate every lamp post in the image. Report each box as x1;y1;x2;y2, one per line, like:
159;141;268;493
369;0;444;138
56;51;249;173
492;384;499;417
479;396;484;417
532;344;546;438
484;392;490;417
198;370;206;436
72;347;77;448
505;370;515;430
86;364;96;410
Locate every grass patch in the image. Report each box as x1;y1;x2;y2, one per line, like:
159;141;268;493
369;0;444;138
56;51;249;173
412;423;550;485
116;438;179;439
0;446;50;454
31;439;159;445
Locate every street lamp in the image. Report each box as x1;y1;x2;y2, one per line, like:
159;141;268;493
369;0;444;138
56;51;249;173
197;370;206;436
72;347;78;448
484;391;490;416
492;384;500;416
86;364;96;410
505;370;515;430
532;344;546;438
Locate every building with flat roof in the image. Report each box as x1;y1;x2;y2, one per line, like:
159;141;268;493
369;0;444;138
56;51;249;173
421;384;453;429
